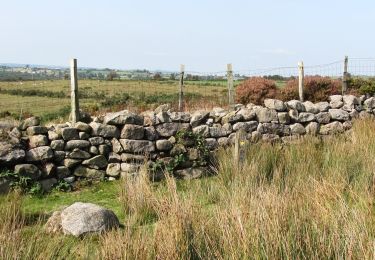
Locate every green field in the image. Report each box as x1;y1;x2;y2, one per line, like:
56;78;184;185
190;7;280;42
0;79;242;121
1;119;375;259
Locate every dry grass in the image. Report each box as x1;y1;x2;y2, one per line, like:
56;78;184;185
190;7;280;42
2;119;375;259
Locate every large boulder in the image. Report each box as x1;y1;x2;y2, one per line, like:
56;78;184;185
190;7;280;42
103;110;143;125
49;202;120;237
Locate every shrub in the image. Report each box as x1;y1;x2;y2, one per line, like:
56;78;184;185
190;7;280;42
281;76;341;102
235;77;278;105
348;77;375;96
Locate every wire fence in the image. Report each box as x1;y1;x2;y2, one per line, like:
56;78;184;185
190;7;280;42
1;57;375;121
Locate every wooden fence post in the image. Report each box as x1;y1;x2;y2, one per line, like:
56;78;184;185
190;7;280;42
342;56;349;95
298;61;304;102
227;64;234;109
179;64;185;112
70;58;80;123
234;128;247;171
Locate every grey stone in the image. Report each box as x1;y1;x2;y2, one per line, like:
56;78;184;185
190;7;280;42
221;111;243;124
170;144;187;156
89;146;99;155
319;121;344;135
349;109;359;119
111;138;123;153
188;148;199;160
41;162;56;177
29;134;48;148
0;178;10;194
89;122;120;138
61;127;79;141
343;95;359;109
154;104;170;113
0;142;25;164
26;126;48;136
290;123;306;135
82;155;108;169
106;163;121;177
209;124;232;137
278;112;290;124
328;109;350;121
364;97;375;110
264;99;286;111
303;101;319;114
262;134;280;142
74;122;92;133
190;111;210;127
233;121;258;132
39;178;58;192
155;123;179;137
174;167;206;180
121;153;146;163
170;112;191;122
257;123;290;136
120;124;144;139
315;102;330;112
64;159;82;168
9;127;21;139
205;138;218;150
98;144;111;156
343;121;353;130
305;122;319;136
65;140;90;151
329;96;344;109
26;146;54;162
286;100;305;112
108;153;121;163
64;176;75;183
54;151;66;162
68;149;91;159
156;111;172;123
193;125;209;137
59;202;119;236
120;139;155;153
74;166;105;180
298;112;315;123
288;109;299;122
103;110;143;125
14;164;42;180
251;131;262;143
56;166;70;179
236;108;256;121
141;111;158;126
79;132;90;140
144;126;158;141
20;117;40;130
210;107;228;123
218;137;230;146
316;112;331;124
50;140;65;151
121;163;141;173
256;108;278;123
156;139;173;151
89;136;104;146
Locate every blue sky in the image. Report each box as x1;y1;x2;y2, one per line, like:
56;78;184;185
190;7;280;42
0;0;374;71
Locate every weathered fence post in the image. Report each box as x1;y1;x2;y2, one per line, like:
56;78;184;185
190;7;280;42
179;64;185;112
234;128;247;171
298;61;304;102
342;56;349;95
70;58;80;123
227;64;234;109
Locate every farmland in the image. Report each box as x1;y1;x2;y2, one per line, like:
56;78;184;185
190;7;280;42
0;79;244;121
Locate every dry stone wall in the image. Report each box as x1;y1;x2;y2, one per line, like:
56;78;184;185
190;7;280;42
0;94;373;192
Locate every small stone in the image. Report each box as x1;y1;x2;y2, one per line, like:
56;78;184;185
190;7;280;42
98;144;111;157
108;153;121;163
74;166;105;180
305;122;319;136
79;132;90;140
82;155;108;169
64;159;82;168
286;100;305;112
26;126;48;136
155;123;179;137
156;139;173;151
303;101;319;114
328;109;350;121
290;123;306;135
61;127;79;141
298;112;315;123
65;140;90;151
41;162;56;177
89;137;104;146
26;146;54;162
120;124;144;139
218;137;230;146
264;99;286;111
256;108;278;123
14;164;42;180
121;163;141;173
74;122;92;133
106;163;121;177
316;112;331;124
221;111;243;124
278;112;290;124
170;112;191;122
144;126;158;141
111;138;123;153
50;140;65;151
54;151;66;162
29;135;49;148
236;108;256;121
56;166;70;179
64;176;75;183
20;117;40;130
190;111;210;127
89;146;99;155
251;131;262;143
68;149;91;159
174;167;206;180
89;122;120;138
192;125;209;137
319;121;344;135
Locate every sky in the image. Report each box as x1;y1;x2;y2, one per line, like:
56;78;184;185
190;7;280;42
0;0;374;72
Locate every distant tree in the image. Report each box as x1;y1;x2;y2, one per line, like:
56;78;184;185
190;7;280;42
107;71;118;81
170;73;176;80
153;73;162;80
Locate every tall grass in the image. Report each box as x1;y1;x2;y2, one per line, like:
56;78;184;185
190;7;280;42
2;119;375;259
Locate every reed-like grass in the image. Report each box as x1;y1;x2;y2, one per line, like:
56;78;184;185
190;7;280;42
1;119;375;259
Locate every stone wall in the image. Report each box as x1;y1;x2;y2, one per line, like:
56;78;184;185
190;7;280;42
0;94;373;192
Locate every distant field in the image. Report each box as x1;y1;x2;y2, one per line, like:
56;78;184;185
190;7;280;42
0;79;242;121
